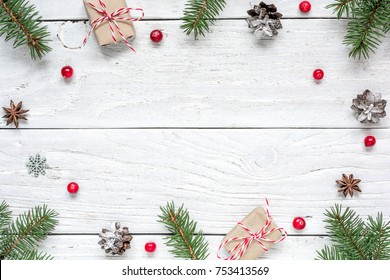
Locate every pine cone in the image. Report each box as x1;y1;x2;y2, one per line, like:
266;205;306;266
246;2;283;39
351;90;387;124
98;222;133;255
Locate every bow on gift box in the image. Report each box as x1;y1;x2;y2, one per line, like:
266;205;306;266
217;199;287;260
83;0;144;52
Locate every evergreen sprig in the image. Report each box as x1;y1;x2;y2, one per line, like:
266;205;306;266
326;0;358;18
0;201;12;233
0;0;51;59
181;0;227;39
158;201;209;260
0;201;59;260
327;0;390;59
317;204;390;260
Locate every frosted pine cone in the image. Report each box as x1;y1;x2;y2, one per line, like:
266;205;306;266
246;2;283;39
351;90;387;124
98;222;133;255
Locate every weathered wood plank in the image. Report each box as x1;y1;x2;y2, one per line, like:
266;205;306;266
1;20;389;129
1;129;389;234
30;0;335;21
40;235;328;260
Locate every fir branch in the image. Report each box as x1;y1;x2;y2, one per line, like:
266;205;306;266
367;213;390;260
181;0;226;39
0;0;51;59
8;248;53;260
0;201;12;234
317;204;390;260
158;201;209;260
0;205;58;260
344;0;388;59
326;0;358;18
327;0;390;59
325;204;367;259
316;245;348;260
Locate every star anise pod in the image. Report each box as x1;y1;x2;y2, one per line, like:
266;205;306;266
2;100;29;128
336;174;362;197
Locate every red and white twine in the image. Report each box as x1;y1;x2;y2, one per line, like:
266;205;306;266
217;199;287;260
83;0;144;52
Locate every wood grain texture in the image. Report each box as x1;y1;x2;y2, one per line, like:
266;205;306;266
40;235;329;260
0;20;389;129
1;1;390;260
1;129;389;235
30;0;335;20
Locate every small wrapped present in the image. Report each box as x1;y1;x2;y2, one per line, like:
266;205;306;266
218;199;287;260
83;0;144;51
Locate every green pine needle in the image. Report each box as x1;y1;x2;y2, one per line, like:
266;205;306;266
327;0;390;59
317;245;349;260
0;202;59;260
181;0;227;39
8;249;54;260
158;201;209;260
317;204;390;260
326;0;358;19
366;213;390;260
344;0;389;59
0;0;52;59
0;201;12;234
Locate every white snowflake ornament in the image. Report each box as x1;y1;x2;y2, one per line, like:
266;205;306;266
26;154;48;177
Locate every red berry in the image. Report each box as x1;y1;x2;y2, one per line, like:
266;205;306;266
150;30;163;43
61;66;74;79
364;136;376;147
145;242;157;253
313;69;324;80
67;182;79;194
293;217;306;230
299;1;311;13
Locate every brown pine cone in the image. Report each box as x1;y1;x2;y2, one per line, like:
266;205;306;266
98;222;133;256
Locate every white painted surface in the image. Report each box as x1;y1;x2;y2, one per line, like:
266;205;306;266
31;0;336;20
41;235;329;260
0;0;389;260
1;20;389;128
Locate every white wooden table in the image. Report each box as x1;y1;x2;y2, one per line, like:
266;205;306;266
1;0;389;260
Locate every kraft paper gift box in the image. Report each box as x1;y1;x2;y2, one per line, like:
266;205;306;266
221;206;283;260
83;0;136;46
